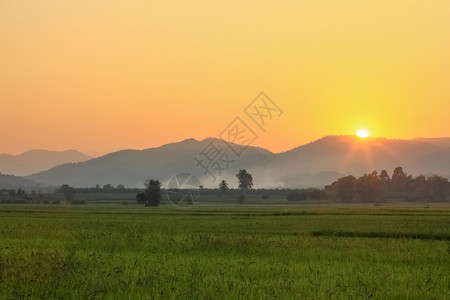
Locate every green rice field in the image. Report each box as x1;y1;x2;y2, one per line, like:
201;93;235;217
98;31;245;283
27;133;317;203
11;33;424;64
0;204;449;299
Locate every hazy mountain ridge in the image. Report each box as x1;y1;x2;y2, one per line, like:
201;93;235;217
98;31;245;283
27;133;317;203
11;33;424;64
0;149;92;176
0;173;46;190
25;136;450;188
412;137;450;147
26;138;276;188
278;136;445;175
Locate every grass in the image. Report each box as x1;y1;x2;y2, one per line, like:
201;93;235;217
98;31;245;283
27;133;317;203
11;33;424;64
0;204;449;299
311;229;450;240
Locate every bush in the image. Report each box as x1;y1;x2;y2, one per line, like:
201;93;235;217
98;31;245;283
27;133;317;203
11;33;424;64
308;189;328;200
286;190;307;201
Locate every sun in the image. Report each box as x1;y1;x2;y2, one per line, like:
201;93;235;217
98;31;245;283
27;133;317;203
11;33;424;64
356;129;369;138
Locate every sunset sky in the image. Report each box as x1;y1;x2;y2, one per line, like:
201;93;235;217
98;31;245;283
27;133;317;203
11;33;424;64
1;1;449;155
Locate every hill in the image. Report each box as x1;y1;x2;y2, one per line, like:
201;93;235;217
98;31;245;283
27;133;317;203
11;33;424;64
0;150;92;176
0;173;47;190
412;137;450;147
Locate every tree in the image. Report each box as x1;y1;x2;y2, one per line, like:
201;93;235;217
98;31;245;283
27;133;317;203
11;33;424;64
379;170;390;185
236;169;253;204
426;175;448;202
144;179;161;206
327;168;450;203
136;192;147;205
391;167;407;192
236;169;253;190
59;184;75;201
103;184;114;190
136;179;161;206
308;188;328;200
356;173;385;203
218;180;229;195
287;189;307;201
408;174;427;201
17;188;26;197
335;175;356;202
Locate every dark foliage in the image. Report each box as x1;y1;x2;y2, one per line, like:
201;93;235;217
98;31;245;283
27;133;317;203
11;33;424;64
327;167;449;202
236;169;253;205
286;190;307;201
136;179;161;207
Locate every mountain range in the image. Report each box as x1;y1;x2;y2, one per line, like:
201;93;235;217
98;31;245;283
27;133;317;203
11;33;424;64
16;135;450;189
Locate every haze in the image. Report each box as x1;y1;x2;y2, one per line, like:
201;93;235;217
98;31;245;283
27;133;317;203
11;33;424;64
1;1;449;154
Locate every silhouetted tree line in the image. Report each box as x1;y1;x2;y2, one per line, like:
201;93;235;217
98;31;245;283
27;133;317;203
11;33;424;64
76;184;140;193
325;167;450;202
0;188;47;204
286;188;328;201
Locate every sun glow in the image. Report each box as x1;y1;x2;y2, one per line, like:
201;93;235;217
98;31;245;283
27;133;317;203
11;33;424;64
356;129;369;138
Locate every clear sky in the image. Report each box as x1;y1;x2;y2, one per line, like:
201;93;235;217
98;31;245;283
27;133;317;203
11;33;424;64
1;0;449;155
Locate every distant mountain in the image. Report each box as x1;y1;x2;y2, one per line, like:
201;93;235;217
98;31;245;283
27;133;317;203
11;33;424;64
0;173;46;190
26;138;276;188
412;137;450;148
277;136;449;177
26;136;450;188
0;150;92;176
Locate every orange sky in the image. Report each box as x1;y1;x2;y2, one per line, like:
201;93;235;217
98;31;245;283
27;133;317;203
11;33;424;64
1;1;449;155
